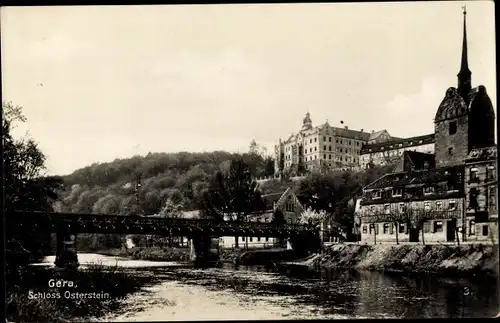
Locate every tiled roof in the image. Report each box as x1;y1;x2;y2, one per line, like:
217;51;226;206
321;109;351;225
363;165;464;190
465;146;497;163
360;133;435;154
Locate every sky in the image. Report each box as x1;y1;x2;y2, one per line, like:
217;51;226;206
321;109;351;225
1;1;496;176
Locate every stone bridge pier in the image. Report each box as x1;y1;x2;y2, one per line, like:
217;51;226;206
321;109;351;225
189;232;219;267
54;231;79;269
288;229;322;257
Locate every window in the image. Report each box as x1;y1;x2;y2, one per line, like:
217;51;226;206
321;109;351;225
448;147;454;156
324;154;326;159
315;138;317;142
329;137;332;142
469;220;475;235
434;221;443;233
373;191;382;199
340;148;343;153
399;223;405;234
250;237;253;242
384;204;391;214
449;200;457;211
315;147;317;151
336;139;339;143
257;237;261;242
310;139;312;143
362;225;367;234
449;121;457;135
424;186;435;195
340;139;343;144
370;205;376;213
324;145;326;150
383;223;390;234
241;237;245;242
265;237;269;242
399;203;406;213
487;165;496;181
469;167;479;183
489;187;497;212
423;221;431;233
323;136;326;141
436;201;443;211
392;188;403;197
424;201;431;211
469;188;479;210
329;146;332;151
329;155;332;159
482;225;489;236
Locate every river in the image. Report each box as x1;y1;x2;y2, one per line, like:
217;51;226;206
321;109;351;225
36;253;498;320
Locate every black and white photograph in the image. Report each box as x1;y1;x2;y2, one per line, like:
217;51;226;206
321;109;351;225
2;1;498;321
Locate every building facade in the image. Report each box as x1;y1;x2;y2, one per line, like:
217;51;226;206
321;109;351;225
274;113;394;175
359;164;465;244
464;146;498;242
359;134;435;169
358;9;497;244
220;188;305;249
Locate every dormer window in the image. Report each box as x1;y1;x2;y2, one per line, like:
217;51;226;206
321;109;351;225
398;203;406;213
448;200;457;211
373;191;382;199
424;186;435;195
384;204;391;214
392;188;403;197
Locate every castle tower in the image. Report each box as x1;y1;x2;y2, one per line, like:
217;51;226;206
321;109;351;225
434;7;495;168
301;112;313;131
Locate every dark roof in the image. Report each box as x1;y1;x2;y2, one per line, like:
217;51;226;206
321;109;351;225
262;192;285;210
435;87;468;122
403;151;436;170
364;165;464;190
435;86;494;123
465;146;497;163
329;126;371;141
360;133;435;154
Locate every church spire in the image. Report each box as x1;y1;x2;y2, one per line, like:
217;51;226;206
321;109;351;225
457;5;471;99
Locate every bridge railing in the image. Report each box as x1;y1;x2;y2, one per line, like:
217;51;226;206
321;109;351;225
8;211;318;233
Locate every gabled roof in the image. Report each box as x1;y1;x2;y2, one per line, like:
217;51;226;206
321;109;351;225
262;191;286;210
465;145;497;163
363;165;464;190
403;151;436;170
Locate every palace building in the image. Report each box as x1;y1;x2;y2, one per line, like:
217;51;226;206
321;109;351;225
273;114;396;176
357;9;497;244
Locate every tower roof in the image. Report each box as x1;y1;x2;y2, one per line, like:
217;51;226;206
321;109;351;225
458;5;471;78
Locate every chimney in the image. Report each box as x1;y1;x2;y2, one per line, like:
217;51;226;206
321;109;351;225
361;129;364;132
344;126;348;130
371;130;375;133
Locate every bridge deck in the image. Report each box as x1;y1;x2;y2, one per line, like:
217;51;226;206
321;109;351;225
6;211;328;237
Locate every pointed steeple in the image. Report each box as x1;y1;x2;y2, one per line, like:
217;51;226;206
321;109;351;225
457;5;472;100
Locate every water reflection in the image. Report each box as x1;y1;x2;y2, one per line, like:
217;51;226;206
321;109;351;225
36;254;499;319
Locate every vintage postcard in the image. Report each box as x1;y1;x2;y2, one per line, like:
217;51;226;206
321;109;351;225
2;1;498;321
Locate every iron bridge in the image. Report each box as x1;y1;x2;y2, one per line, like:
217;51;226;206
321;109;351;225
7;211;322;238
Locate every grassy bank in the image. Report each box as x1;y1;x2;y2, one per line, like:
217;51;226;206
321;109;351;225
6;264;158;322
97;246;191;262
220;248;298;266
310;244;499;277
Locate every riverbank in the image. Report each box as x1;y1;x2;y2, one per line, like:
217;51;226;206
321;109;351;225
286;244;499;277
6;264;157;322
220;248;298;265
96;246;191;262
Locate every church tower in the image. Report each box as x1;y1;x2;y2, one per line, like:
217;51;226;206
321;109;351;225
434;7;495;168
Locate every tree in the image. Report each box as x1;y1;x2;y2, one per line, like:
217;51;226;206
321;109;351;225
271;209;287;247
199;158;265;248
3;101;63;271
